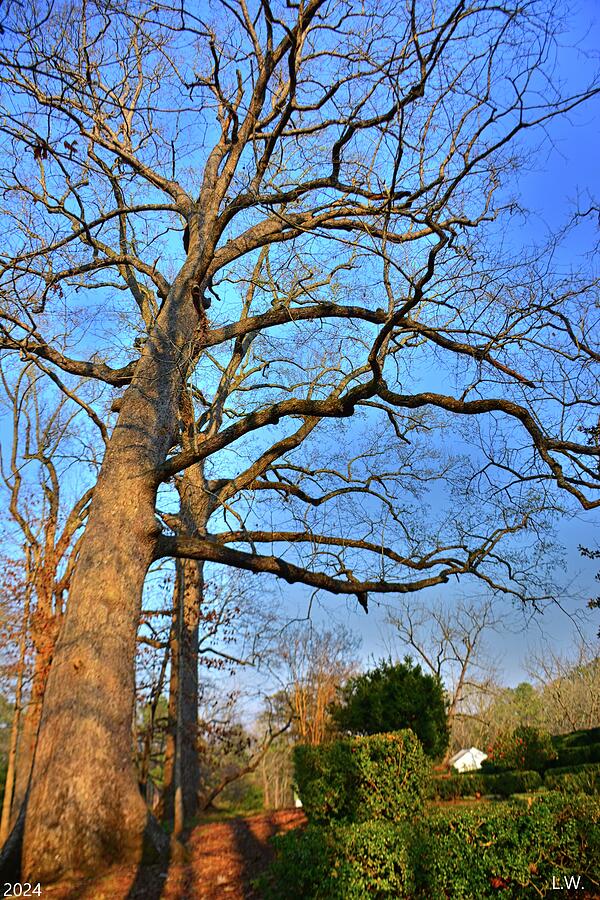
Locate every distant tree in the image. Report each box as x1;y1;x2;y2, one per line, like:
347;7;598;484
331;658;449;759
580;544;600;638
258;739;295;811
510;683;545;728
385;595;503;757
527;640;600;734
271;623;361;746
0;366;95;837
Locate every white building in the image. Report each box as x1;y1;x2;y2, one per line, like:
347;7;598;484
448;747;487;773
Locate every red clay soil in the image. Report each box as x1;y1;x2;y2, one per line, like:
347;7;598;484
40;809;306;899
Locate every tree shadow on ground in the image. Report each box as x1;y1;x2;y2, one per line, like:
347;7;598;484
229;815;278;899
125;866;169;900
125;815;171;900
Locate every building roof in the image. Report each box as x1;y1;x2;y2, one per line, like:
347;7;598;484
448;747;487;765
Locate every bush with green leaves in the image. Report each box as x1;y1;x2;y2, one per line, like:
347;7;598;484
489;771;542;797
431;770;542;800
546;742;600;769
263;795;600;899
552;727;600;751
431;774;485;800
260;820;416;900
330;658;449;759
294;730;429;824
417;794;600;899
544;762;600;794
486;725;556;772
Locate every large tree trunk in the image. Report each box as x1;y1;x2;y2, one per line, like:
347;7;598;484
177;559;202;824
162;557;202;829
21;269;201;884
163;460;212;828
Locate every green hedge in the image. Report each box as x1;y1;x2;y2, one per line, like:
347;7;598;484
544;762;600;794
544;761;600;777
431;773;486;800
417;794;600;899
263;795;600;899
547;741;600;769
294;730;429;824
432;770;542;800
552;727;600;750
260;820;416;899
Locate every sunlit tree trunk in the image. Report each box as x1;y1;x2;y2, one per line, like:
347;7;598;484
162;557;202;829
10;593;63;827
22;273;201;883
163;456;212;829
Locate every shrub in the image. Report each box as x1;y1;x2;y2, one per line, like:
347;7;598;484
431;774;485;800
480;758;502;774
264;795;600;899
294;730;429;824
544;762;600;794
552;727;600;751
544;761;600;777
488;770;542;797
234;781;265;812
546;742;600;769
417;794;600;899
431;770;541;800
260;821;416;899
330;658;449;758
486;726;556;772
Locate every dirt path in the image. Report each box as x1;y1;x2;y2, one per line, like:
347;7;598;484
41;809;306;899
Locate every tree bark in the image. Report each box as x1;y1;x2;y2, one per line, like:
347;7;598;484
10;606;63;829
22;269;200;883
162;557;202;828
163;456;212;827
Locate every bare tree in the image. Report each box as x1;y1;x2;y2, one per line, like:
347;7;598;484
386;595;504;756
258;740;295;811
134;562;278;826
0;366;94;831
0;549;32;846
580;544;600;638
527;638;600;734
270;622;360;746
0;0;597;884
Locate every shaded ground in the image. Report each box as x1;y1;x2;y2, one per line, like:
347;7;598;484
40;809;306;899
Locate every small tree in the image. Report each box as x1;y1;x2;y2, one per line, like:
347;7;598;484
331;658;449;759
486;725;556;772
271;623;361;746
